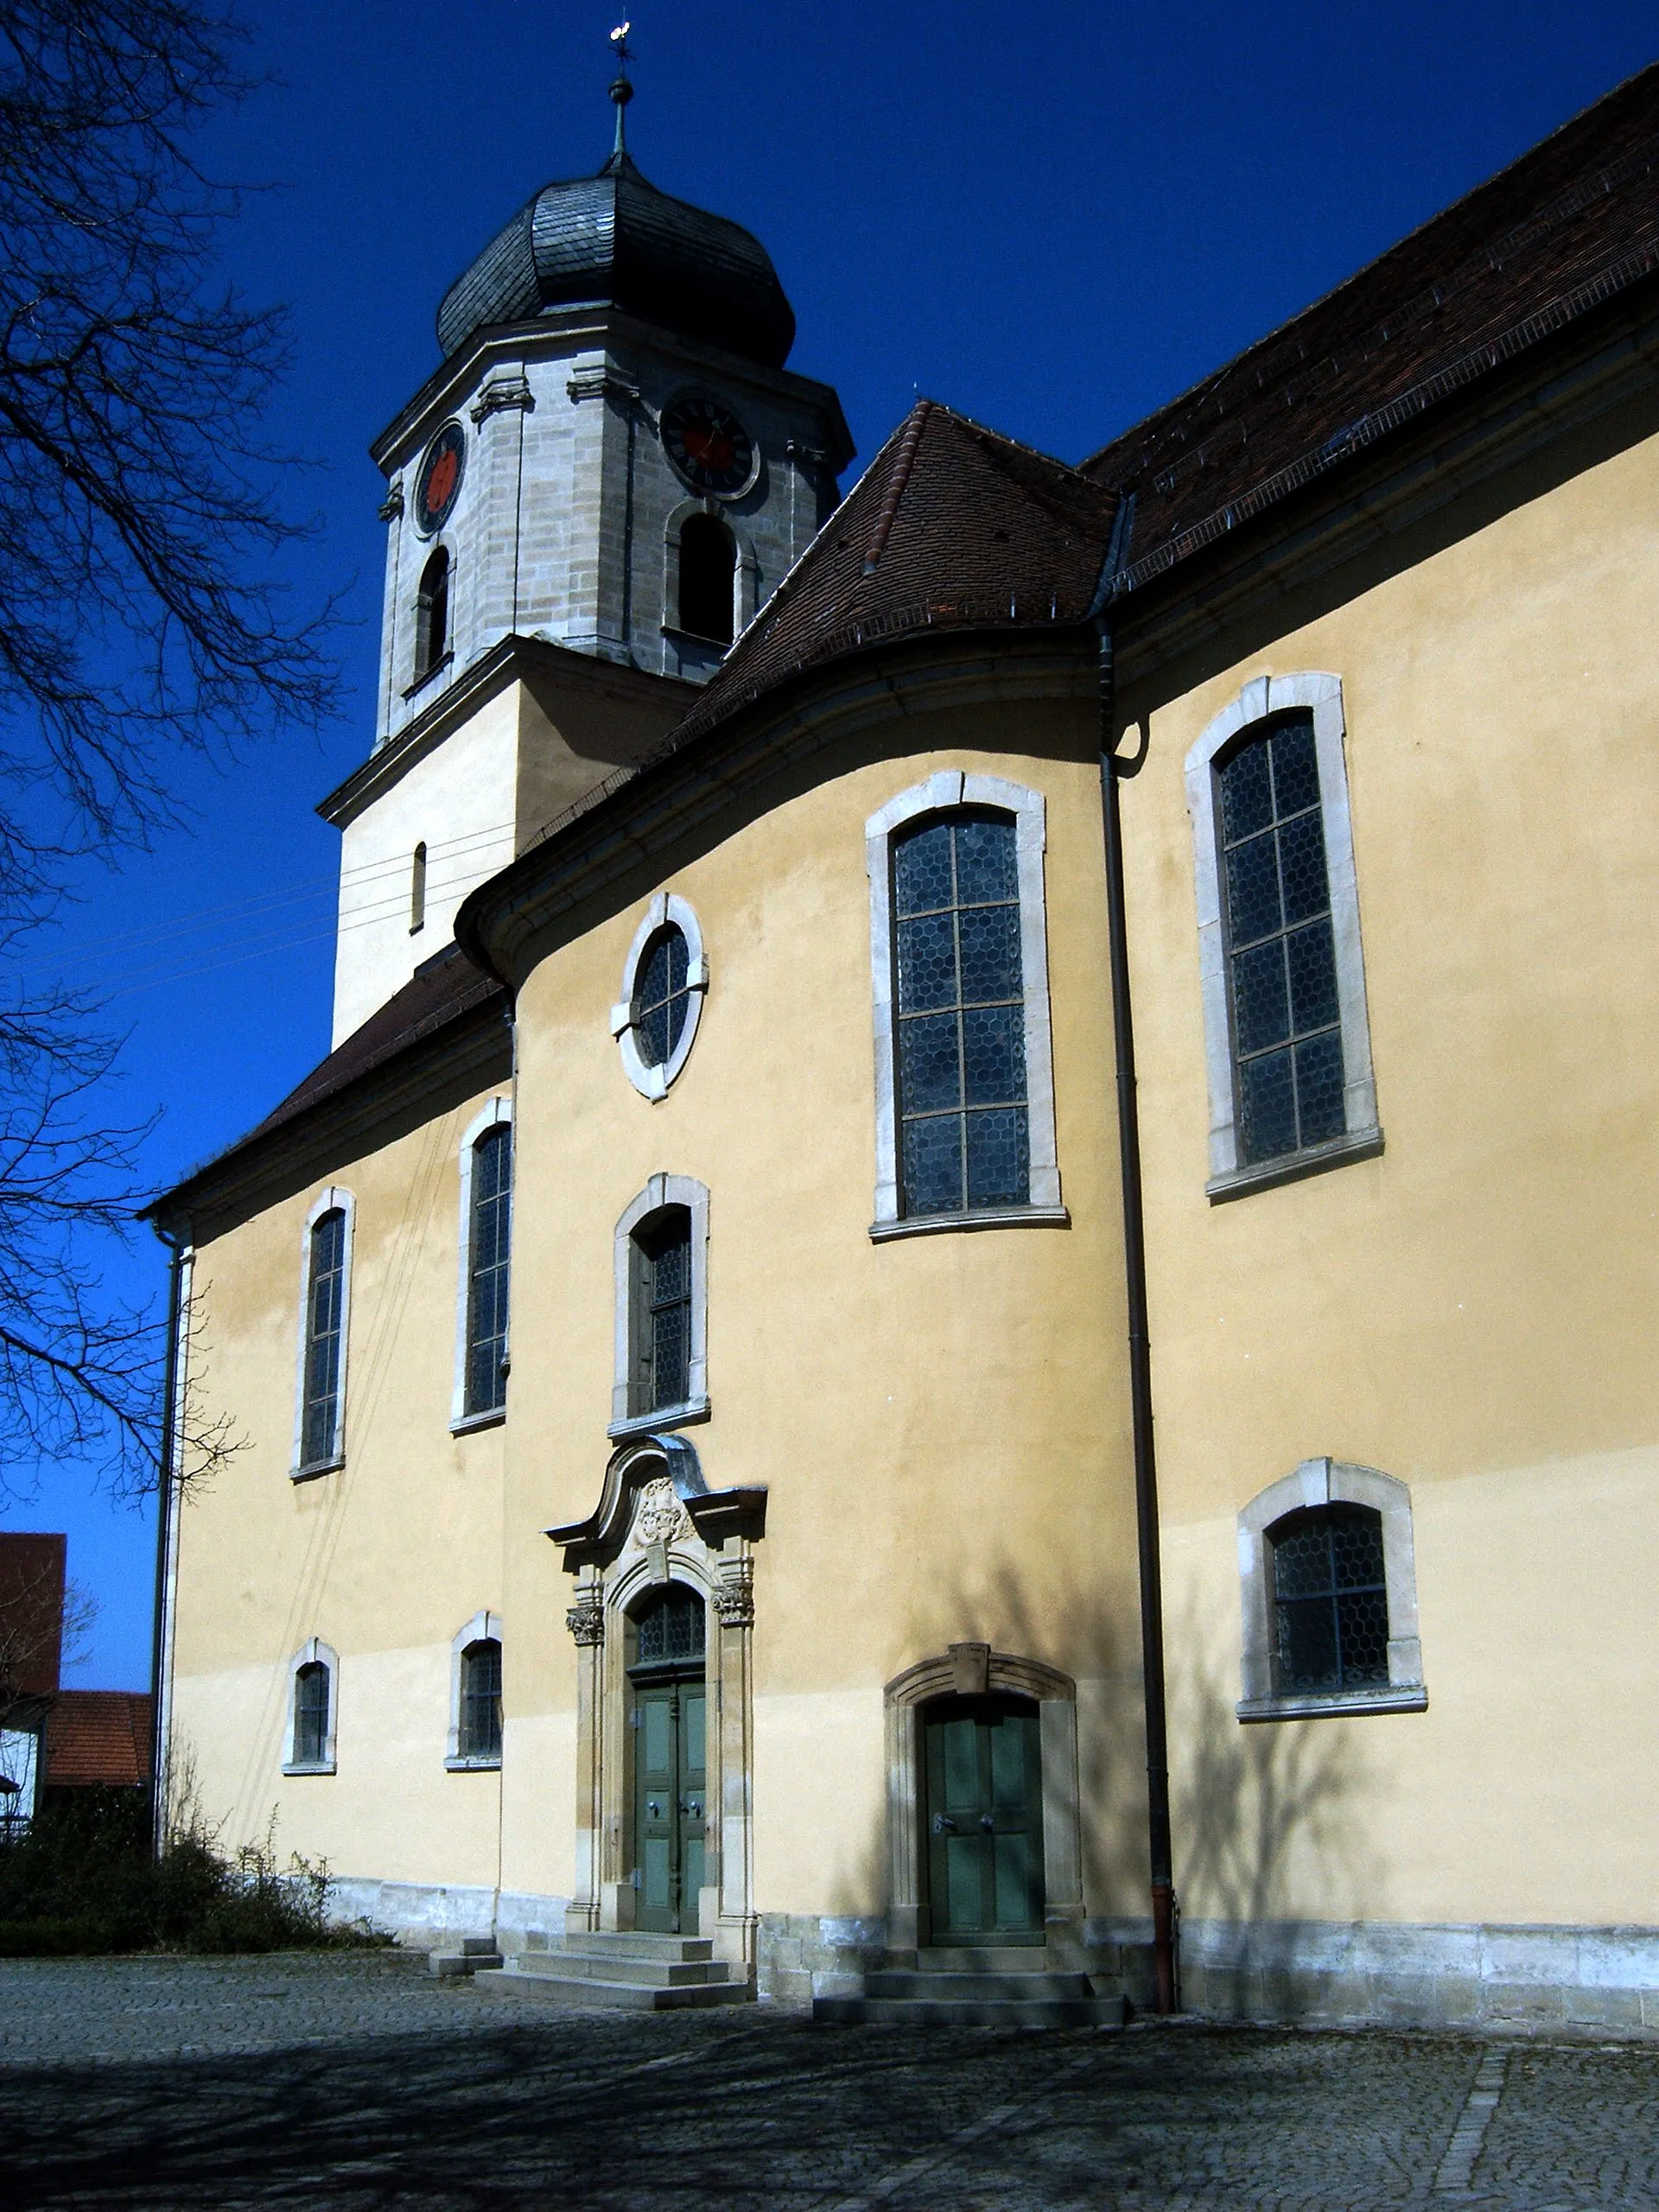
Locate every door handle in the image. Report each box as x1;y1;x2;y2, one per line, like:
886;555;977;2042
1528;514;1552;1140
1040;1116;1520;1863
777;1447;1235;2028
980;1815;995;1833
646;1798;661;1819
680;1797;703;1820
931;1813;958;1834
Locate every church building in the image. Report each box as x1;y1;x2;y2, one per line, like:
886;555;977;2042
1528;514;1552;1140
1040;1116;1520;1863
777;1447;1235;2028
149;59;1659;2031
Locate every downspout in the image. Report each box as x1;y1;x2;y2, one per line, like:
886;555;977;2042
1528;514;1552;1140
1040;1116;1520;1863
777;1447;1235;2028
1090;497;1179;2014
148;1224;192;1859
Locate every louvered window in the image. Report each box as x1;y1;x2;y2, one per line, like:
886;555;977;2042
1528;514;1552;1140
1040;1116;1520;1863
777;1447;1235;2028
465;1127;511;1416
893;812;1029;1216
301;1211;346;1468
1217;715;1345;1163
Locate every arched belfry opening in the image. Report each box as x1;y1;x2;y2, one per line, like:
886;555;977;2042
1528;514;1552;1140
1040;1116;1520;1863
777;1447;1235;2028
677;512;736;645
416;545;450;677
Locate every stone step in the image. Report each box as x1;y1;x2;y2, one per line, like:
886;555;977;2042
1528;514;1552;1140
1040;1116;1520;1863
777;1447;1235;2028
426;1948;503;1978
481;1965;752;2012
516;1947;731;1989
814;1993;1127;2029
561;1930;715;1963
864;1969;1097;2002
897;1947;1054;1973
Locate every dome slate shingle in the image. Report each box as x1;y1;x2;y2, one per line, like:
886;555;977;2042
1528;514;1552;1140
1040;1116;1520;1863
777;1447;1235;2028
435;151;797;368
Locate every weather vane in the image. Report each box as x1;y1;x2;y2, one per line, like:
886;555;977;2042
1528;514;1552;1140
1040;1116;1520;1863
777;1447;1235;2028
608;22;634;160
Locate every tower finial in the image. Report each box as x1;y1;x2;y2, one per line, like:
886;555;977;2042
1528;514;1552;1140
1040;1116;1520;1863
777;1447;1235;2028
607;22;633;162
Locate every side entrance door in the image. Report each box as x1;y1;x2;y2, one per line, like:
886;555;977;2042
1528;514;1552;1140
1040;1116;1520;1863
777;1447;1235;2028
631;1676;707;1934
923;1694;1045;1942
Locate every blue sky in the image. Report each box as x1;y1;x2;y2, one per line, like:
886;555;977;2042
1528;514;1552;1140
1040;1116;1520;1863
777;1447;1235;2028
10;0;1654;1686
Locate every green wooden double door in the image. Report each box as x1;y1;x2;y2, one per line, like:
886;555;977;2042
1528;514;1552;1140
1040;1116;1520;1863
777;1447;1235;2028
631;1672;707;1934
924;1694;1046;1942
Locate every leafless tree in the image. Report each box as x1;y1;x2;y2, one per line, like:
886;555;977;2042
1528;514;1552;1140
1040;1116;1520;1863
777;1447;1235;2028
0;2;334;1500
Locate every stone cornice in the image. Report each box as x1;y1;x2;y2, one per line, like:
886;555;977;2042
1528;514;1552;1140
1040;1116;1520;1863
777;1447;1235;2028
456;633;1096;988
147;997;511;1246
369;306;854;478
315;636;698;830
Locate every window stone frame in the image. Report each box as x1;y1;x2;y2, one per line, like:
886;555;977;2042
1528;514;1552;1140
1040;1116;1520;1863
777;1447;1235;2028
451;1098;512;1434
1236;1458;1427;1722
291;1187;354;1480
446;1610;504;1770
1186;674;1382;1202
610;893;709;1101
865;772;1065;1240
609;1174;711;1440
283;1637;338;1775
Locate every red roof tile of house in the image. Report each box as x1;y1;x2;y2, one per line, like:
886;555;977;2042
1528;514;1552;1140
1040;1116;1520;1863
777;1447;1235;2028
44;1691;153;1789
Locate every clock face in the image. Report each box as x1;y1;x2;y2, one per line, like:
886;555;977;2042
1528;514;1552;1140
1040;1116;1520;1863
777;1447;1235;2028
415;422;466;534
661;393;754;498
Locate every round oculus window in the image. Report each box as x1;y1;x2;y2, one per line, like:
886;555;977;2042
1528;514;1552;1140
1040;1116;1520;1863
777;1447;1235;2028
415;421;466;534
632;924;690;1070
661;393;754;498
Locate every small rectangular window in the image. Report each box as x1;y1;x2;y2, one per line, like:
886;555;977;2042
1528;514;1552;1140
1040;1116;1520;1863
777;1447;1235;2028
632;1211;692;1415
1217;715;1344;1165
465;1128;511;1416
301;1211;346;1467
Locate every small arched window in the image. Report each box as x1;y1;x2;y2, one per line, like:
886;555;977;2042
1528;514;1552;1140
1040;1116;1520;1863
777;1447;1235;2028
456;1638;502;1761
285;1640;337;1773
300;1206;347;1471
892;810;1028;1217
631;1208;692;1418
416;545;450;677
677;513;735;645
1268;1503;1389;1694
464;1124;511;1417
410;842;427;935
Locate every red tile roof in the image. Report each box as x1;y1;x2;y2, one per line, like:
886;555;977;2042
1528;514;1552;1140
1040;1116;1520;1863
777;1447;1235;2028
44;1691;153;1789
1081;62;1659;594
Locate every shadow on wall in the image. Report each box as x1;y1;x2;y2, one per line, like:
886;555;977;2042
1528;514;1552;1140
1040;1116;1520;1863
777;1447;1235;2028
1168;1594;1384;1936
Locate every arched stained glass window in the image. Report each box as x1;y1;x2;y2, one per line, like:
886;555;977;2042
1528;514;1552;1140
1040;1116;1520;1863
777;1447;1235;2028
893;811;1028;1216
457;1639;502;1760
293;1661;330;1768
1218;714;1344;1164
465;1126;511;1417
301;1210;346;1469
1268;1503;1389;1693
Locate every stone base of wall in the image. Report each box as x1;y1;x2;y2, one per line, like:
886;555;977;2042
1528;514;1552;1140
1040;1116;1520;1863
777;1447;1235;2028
1085;1918;1659;2039
327;1877;503;1948
756;1914;887;2002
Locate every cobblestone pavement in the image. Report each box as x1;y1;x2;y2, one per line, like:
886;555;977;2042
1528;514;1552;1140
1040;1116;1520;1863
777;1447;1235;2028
2;1952;1656;2209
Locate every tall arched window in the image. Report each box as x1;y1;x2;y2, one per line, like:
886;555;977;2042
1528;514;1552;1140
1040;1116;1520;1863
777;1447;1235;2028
416;545;450;677
631;1208;692;1417
464;1123;511;1417
456;1638;502;1761
299;1204;348;1471
284;1637;337;1773
892;810;1028;1217
410;842;427;935
1268;1503;1389;1693
677;513;735;645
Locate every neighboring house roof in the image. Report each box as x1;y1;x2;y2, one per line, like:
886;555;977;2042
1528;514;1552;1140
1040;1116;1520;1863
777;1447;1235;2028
1080;60;1659;596
43;1691;153;1789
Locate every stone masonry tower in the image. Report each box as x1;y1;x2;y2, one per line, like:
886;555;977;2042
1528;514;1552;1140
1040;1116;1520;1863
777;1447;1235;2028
320;57;854;1045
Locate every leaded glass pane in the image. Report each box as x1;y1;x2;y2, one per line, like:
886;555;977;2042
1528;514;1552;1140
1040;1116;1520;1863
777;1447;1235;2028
466;1127;511;1415
301;1211;346;1467
459;1640;502;1759
633;1583;705;1668
1218;714;1344;1164
893;812;1028;1217
1270;1506;1389;1692
635;1210;692;1414
632;925;691;1071
294;1663;328;1765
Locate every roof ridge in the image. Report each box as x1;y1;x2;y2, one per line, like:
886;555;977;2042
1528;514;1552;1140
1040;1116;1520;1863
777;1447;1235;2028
862;400;933;572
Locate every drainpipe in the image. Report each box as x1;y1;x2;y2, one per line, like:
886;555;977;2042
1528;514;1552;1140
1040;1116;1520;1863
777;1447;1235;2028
148;1224;189;1859
1090;506;1179;2014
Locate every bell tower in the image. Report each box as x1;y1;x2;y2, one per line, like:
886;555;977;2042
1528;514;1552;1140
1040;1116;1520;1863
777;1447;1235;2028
319;41;854;1046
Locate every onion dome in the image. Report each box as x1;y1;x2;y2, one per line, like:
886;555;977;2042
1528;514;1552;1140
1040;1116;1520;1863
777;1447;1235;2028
435;149;797;369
